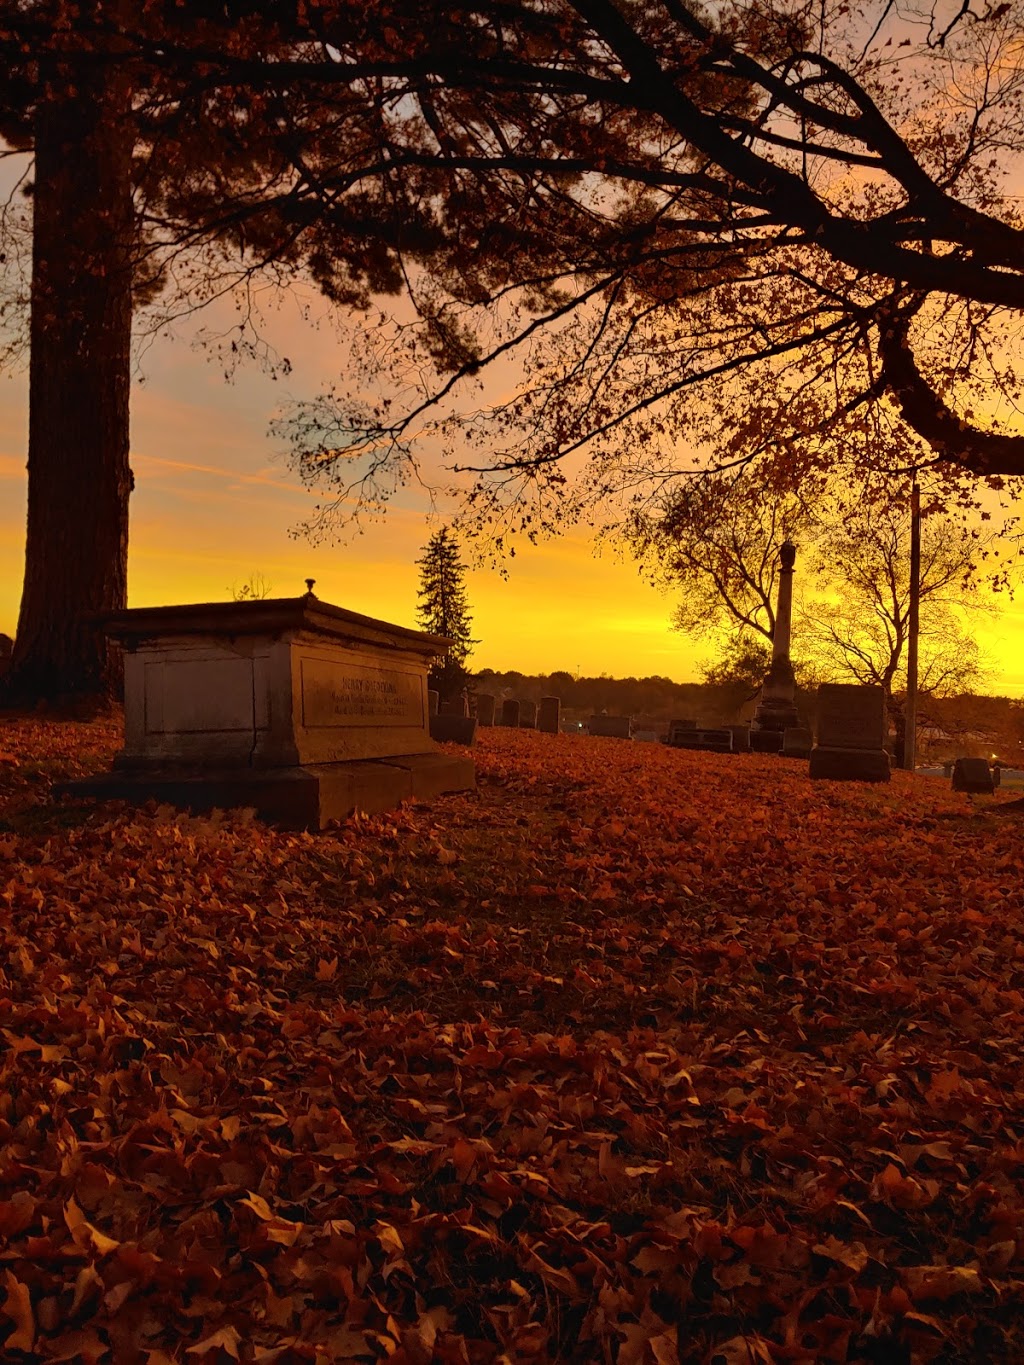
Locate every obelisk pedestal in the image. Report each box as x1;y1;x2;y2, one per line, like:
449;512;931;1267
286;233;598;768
750;539;801;753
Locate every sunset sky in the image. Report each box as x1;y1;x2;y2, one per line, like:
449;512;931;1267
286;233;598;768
3;282;1024;692
0;285;695;682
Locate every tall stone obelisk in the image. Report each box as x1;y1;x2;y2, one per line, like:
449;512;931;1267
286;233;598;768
750;539;800;747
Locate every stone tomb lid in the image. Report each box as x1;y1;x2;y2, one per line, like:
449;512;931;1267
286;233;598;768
99;595;450;659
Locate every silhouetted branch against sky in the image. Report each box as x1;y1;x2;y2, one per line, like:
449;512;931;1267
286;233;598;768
194;0;1023;544
7;0;1024;546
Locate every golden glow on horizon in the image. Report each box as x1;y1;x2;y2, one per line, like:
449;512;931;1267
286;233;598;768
2;294;1024;691
0;357;699;682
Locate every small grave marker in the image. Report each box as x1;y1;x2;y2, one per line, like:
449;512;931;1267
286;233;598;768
726;725;751;753
782;727;813;759
430;715;477;746
668;718;697;744
589;715;632;739
538;696;561;734
951;757;995;794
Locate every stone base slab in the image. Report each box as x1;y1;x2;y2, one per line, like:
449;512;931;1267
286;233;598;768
670;728;733;753
57;753;476;830
809;746;890;783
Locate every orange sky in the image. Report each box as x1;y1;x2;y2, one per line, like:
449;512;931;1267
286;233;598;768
0;291;698;682
3;289;1024;692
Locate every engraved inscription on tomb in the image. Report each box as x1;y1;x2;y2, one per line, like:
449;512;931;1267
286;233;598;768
301;656;424;729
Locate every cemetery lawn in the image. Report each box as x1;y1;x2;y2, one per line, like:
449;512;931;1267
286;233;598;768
2;720;1024;1363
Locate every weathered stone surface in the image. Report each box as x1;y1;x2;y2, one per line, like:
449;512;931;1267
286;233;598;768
101;597;443;769
749;729;783;754
810;685;890;783
809;746;890;783
726;725;751;753
63;595;475;825
589;715;631;739
430;715;477;746
782;727;813;759
816;684;887;751
669;728;733;753
537;696;560;734
668;719;697;744
952;757;995;793
500;698;521;727
301;656;423;736
475;693;496;727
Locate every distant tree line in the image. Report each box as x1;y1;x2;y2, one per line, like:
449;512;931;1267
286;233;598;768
471;668;781;727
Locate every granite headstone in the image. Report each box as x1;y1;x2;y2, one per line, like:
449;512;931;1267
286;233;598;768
952;757;995;794
538;696;561;734
809;684;890;783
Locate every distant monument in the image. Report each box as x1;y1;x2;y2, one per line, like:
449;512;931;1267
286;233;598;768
750;539;800;750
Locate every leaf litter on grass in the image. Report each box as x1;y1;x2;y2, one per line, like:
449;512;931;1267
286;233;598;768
0;718;1023;1361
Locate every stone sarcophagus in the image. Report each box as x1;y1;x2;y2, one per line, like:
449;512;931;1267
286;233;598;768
65;593;475;828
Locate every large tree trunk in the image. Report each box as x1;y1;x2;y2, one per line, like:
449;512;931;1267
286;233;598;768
6;61;134;706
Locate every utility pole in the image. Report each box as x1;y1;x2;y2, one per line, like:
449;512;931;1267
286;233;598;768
904;481;921;771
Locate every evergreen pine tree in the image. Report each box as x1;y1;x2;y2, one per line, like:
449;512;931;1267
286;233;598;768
416;529;477;702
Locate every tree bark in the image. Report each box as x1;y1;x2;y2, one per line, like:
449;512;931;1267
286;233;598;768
6;58;134;705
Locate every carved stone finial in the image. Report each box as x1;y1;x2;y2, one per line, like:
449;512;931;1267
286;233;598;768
304;578;316;595
780;540;797;570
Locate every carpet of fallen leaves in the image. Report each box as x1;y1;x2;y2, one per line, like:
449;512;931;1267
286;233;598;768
2;717;1024;1364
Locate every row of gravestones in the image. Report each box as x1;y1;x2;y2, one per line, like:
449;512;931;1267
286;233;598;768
427;691;564;744
428;694;662;741
666;685;890;782
428;681;1003;791
489;696;562;732
672;685;1004;789
668;721;817;757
